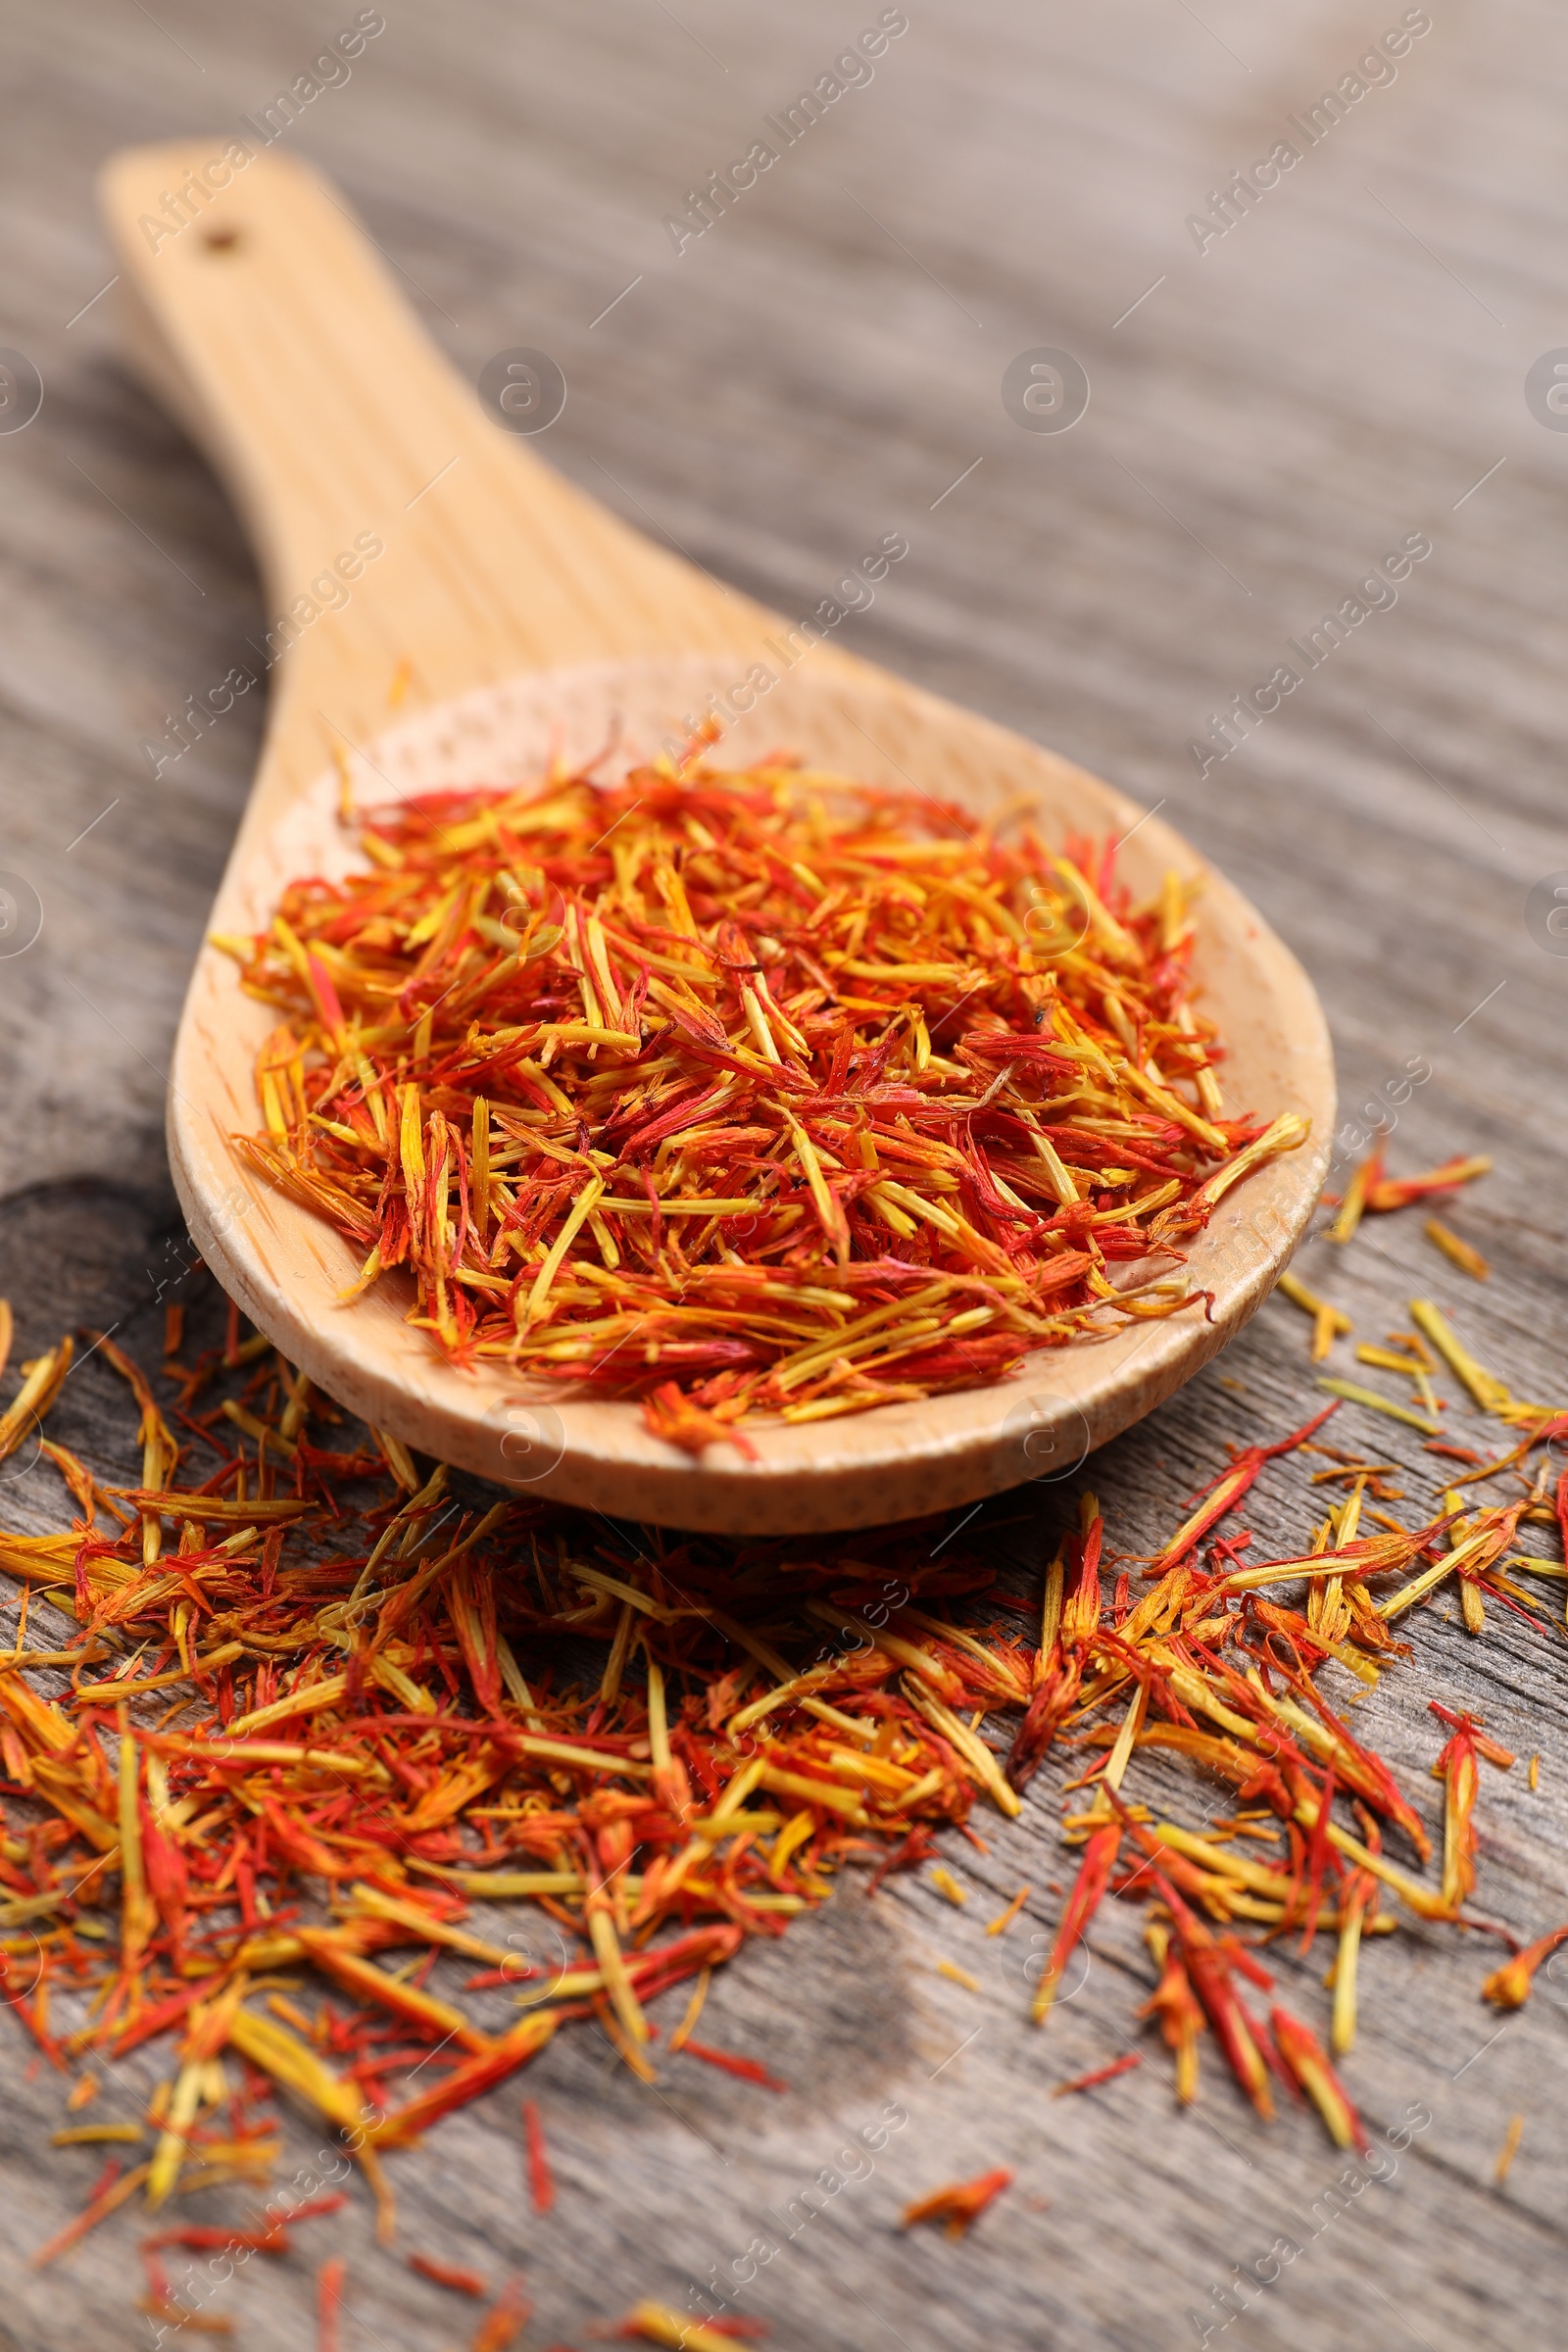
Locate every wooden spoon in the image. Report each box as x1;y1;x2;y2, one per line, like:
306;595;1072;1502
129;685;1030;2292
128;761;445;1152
99;140;1334;1534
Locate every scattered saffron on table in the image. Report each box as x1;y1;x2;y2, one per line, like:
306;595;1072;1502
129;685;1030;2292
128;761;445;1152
619;2305;762;2350
1051;2052;1142;2097
1269;2006;1368;2152
1326;1152;1491;1236
318;2257;346;2352
1482;1923;1568;2010
985;1885;1030;1936
1425;1217;1490;1281
1277;1271;1351;1360
410;2252;489;2294
1494;2112;1525;2184
901;2166;1014;2236
469;2278;532;2352
522;2096;556;2214
677;2038;788;2091
0;1270;1561;2328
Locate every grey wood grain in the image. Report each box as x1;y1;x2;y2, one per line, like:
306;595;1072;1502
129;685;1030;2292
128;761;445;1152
2;2;1567;2346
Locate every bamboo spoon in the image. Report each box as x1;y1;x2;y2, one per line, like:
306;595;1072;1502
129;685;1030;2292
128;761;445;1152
99;141;1333;1535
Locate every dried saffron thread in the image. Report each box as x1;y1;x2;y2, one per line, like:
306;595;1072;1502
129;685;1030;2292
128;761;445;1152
1482;1922;1568;2009
618;2305;753;2351
470;2278;531;2351
318;2257;346;2352
410;2252;488;2295
1052;2051;1142;2096
901;2167;1014;2235
522;2096;556;2213
218;751;1301;1448
1494;2112;1525;2184
677;2037;788;2091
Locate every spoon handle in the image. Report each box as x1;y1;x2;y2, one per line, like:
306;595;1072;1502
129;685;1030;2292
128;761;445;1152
98;140;765;829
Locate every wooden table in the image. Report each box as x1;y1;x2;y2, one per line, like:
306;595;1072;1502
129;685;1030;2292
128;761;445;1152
2;3;1565;2344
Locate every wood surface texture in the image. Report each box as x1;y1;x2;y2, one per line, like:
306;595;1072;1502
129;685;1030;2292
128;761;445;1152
1;3;1565;2348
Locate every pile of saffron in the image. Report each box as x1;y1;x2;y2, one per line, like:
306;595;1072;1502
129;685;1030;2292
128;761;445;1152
216;751;1304;1448
2;1248;1564;2321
